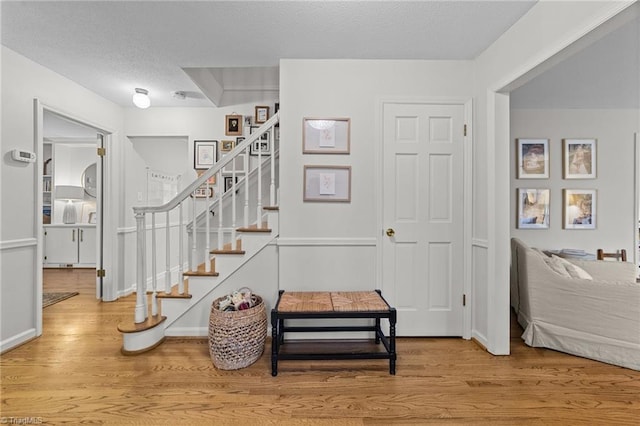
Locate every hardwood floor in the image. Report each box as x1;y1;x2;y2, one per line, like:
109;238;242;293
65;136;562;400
1;269;639;425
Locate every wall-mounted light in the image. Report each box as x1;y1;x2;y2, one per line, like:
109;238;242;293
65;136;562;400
132;88;150;109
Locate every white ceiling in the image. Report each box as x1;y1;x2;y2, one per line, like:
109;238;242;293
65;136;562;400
1;0;537;108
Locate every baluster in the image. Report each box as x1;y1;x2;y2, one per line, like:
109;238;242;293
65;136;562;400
205;179;211;273
244;146;250;228
191;189;197;272
151;212;158;316
178;202;184;295
165;211;171;294
270;125;276;206
134;212;147;323
218;169;224;250
257;132;263;228
231;152;237;247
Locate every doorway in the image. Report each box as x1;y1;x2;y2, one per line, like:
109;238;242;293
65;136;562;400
37;106;108;320
380;101;470;336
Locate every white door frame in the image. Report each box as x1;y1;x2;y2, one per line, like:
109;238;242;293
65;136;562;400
34;99;117;334
375;97;473;339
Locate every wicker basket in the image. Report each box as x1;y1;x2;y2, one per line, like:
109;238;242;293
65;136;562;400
208;295;267;370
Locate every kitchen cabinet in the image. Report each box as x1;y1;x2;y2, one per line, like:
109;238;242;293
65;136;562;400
44;225;96;267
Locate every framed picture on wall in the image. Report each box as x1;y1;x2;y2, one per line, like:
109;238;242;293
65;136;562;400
225;114;243;136
220;140;235;152
563;189;596;229
563;138;596;179
303;117;350;154
255;106;269;124
194;140;217;170
517;188;550;229
303;165;351;202
516;138;549;179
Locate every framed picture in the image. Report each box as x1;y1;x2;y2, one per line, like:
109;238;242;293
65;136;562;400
244;115;252;127
222;153;246;175
196;170;216;185
225;114;242;136
191;186;214;198
194;140;217;170
303;118;350;154
224;176;239;192
255;106;269;124
303;165;351;202
250;138;270;156
563;189;596;229
220;140;236;152
516;138;549;179
517;188;550;229
563;138;596;179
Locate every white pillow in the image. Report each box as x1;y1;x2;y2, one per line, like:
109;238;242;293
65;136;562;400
543;255;572;278
551;255;593;280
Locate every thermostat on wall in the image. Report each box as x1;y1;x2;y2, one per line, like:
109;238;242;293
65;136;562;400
11;149;36;163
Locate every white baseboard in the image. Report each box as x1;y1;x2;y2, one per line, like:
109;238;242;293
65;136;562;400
1;328;37;353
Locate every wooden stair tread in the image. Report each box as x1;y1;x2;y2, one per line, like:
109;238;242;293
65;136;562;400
211;240;244;254
184;259;219;276
157;280;192;299
237;222;271;233
211;249;246;255
263;206;279;211
117;314;166;333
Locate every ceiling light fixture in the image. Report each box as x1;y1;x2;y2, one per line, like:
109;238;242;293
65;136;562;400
132;88;150;109
172;91;186;100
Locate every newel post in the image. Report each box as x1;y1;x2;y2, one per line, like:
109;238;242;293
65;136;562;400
135;211;148;323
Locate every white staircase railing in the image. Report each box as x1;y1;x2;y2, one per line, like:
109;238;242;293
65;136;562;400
131;112;279;324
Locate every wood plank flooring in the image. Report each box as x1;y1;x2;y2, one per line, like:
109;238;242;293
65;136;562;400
1;269;639;424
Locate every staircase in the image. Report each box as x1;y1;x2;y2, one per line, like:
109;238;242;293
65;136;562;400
118;114;280;354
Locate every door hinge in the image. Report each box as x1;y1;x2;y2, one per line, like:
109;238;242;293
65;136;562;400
97;147;106;156
463;124;467;137
97;269;106;278
463;294;466;306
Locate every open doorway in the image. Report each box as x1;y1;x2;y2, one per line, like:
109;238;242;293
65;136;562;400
38;107;107;317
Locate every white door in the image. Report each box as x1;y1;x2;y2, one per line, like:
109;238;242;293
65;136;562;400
382;102;465;336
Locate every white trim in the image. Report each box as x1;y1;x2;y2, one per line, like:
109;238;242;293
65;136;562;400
472;238;490;249
118;221;183;234
277;238;376;247
462;98;473;340
634;133;639;270
1;328;37;353
0;238;38;250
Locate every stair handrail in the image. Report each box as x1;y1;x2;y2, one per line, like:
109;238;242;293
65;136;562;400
133;112;279;216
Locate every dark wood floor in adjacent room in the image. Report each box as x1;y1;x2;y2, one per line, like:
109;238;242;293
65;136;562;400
1;268;638;425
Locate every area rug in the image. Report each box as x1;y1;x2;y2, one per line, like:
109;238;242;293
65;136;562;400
43;292;79;308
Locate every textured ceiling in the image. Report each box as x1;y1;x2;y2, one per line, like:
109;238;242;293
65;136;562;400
1;1;537;108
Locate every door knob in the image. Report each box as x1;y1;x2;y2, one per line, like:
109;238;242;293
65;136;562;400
386;228;395;237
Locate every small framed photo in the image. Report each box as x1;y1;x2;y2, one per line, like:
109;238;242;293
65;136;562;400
517;188;550;229
225;115;243;136
224;176;239;192
303;165;351;202
563;138;596;179
194;140;217;170
220;140;236;152
303;118;351;154
516;138;549;179
191;186;214;198
250;137;270;156
222;153;246;175
244;116;252;127
255;106;269;124
563;189;596;229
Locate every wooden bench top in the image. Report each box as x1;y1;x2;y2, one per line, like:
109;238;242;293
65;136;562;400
277;291;389;313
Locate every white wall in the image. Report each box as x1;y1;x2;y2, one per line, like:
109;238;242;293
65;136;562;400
0;46;123;352
279;59;473;295
511;109;639;256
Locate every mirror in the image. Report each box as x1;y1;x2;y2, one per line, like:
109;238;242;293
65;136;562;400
82;163;97;198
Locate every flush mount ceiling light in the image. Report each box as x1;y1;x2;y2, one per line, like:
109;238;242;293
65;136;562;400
132;88;150;109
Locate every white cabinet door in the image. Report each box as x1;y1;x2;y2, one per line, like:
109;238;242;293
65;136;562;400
44;227;78;264
78;227;96;265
